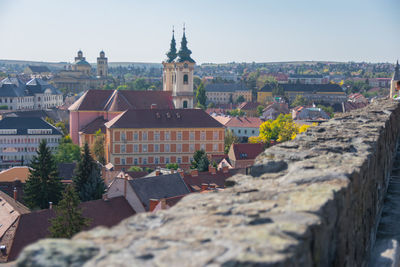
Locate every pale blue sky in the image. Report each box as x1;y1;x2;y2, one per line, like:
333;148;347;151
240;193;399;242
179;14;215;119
0;0;398;64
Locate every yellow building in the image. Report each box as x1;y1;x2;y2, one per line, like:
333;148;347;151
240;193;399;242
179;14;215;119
205;83;252;104
257;84;346;105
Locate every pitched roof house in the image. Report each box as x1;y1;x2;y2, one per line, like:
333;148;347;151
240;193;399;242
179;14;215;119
107;173;191;212
3;196;135;262
228;143;265;169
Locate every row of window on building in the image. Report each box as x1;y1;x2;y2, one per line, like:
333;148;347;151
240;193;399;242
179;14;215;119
116;130;220;142
116;143;219;154
116;155;194;166
0;137;60;144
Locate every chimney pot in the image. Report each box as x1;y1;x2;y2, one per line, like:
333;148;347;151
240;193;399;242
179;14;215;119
160;198;167;210
201;183;208;192
208;165;216;175
177;168;184;178
151;104;158;109
191;169;198;177
222;166;229;173
124;173;128;198
13;187;17;201
102;193;109;201
49;202;53;209
149;199;159;212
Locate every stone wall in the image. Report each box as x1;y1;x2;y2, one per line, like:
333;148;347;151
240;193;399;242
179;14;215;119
16;99;400;267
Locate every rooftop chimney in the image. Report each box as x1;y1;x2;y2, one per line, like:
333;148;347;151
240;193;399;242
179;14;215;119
149;199;159;212
13;187;17;201
124;173;129;198
102;193;109;201
208;165;216;175
49;202;53;210
151;104;158;109
201;183;208;192
160;198;167;210
155;169;161;176
177;168;184;178
222;166;229;174
191;169;198;177
209;184;216;189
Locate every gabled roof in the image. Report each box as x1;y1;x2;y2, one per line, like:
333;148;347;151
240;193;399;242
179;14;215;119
231;143;265;161
7;196;135;261
288;74;324;79
79;116;107;134
0;117;62;135
68;89;174;111
260;83;344;93
183;169;244;192
26;78;61;95
238;102;260;110
105;109;224;129
0;77;26;97
225;116;263;128
128;173;190;211
26;65;50;73
205;83;250;93
0;167;31;182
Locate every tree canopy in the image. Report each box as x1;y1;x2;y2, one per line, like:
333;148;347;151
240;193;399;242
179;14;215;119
196;82;207;107
24;140;63;209
54;135;81;163
191;150;210;172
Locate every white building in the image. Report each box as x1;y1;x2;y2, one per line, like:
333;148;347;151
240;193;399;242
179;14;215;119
0;77;63;110
0;117;62;169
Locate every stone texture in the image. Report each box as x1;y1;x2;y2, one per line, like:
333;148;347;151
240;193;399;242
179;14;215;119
15;99;400;267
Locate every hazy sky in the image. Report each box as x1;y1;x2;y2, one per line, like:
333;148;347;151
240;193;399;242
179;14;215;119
0;0;399;64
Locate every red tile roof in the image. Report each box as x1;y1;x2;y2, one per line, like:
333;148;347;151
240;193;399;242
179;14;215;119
105;109;224;129
79;116;107;134
232;143;265;161
183;168;245;192
238;102;260;110
7;196;135;261
225;117;263;128
69;89;174;111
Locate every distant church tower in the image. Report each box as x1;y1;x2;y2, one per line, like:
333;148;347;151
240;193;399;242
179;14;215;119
162;27;195;109
97;50;108;77
390;60;400;98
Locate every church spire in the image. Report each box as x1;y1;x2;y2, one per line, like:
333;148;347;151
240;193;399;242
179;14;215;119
166;26;177;63
177;24;195;63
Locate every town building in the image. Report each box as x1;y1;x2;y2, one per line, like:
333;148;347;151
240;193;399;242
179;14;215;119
212;115;263;139
257;84;346;105
107;173;190;212
0;196;134;262
227;143;265;169
52;50;109;93
0;117;62;169
288;74;328;84
369;78;391;88
237;102;261;117
162;28;195;109
262;102;290;120
69;89;174;145
205;83;252;104
0;77;63;110
292;107;330;121
0;167;30;202
23;66;51;79
104;109;225;169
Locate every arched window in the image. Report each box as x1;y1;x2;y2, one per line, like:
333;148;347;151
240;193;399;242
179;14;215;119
183;74;188;84
183;100;188;109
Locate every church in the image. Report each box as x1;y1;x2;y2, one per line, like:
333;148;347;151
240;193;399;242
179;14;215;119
52;50;109;93
162;27;195;109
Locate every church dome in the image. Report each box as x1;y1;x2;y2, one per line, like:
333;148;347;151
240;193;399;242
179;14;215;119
74;59;91;67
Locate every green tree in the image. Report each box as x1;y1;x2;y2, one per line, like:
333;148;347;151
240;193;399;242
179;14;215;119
24;140;63;209
229;94;234;104
257;105;264;116
224;130;239;154
272;85;285;97
128;166;143;172
317;105;334;118
93;129;105;165
236;95;245;103
73;143;105;202
227;109;245;116
191;150;210;171
291;95;309;108
49;185;91;238
196;82;207;106
166;163;179;170
207;102;215;108
54;135;81;163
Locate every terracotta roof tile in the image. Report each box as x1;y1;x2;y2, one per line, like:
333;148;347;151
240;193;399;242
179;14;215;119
232;143;265;160
225;117;263;128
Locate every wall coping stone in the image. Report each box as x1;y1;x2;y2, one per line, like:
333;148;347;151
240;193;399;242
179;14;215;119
15;99;400;267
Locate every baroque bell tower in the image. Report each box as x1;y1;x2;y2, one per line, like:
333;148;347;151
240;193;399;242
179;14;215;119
390;60;400;98
97;50;108;77
162;26;195;109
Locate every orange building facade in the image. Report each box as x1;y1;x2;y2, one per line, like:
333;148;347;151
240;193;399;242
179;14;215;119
104;109;225;170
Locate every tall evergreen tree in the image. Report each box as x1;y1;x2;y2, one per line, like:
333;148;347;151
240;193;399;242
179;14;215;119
24;140;63;209
73;142;105;202
191;150;210;172
93;129;106;165
49;185;91;238
196;82;207;107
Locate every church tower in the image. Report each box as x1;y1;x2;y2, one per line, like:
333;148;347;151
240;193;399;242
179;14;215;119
390;60;400;98
97;51;108;77
162;26;195;109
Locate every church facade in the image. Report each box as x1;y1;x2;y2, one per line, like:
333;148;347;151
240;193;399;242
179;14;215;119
162;28;195;109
